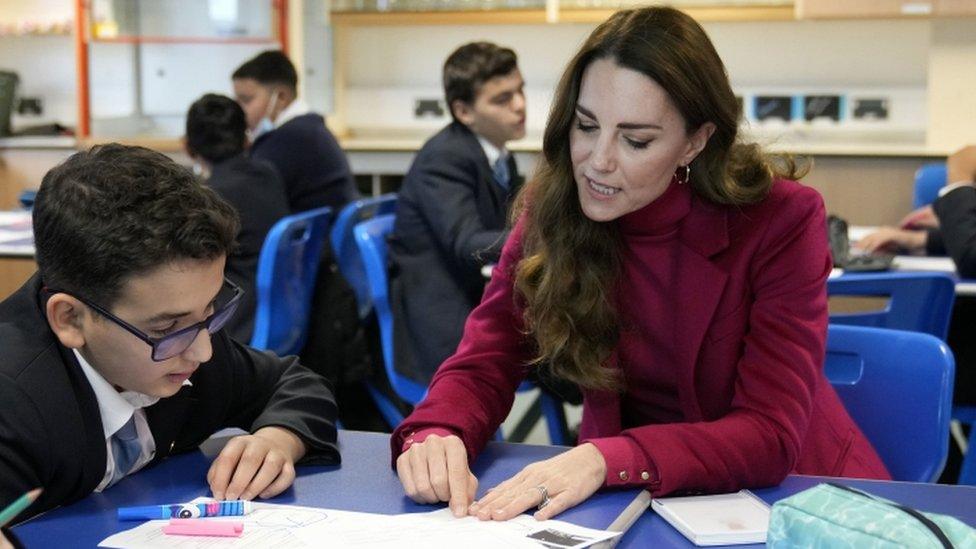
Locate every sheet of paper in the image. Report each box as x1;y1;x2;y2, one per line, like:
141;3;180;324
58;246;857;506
294;508;618;549
892;255;957;273
100;501;619;549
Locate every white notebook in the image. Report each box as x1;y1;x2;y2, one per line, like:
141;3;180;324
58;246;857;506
651;490;770;546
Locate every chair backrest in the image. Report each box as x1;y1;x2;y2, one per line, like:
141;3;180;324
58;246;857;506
331;194;398;319
354;214;428;405
249;206;332;356
826;324;954;482
827;272;956;340
913;163;948;209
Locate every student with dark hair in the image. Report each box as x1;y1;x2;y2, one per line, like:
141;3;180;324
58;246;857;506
390;41;527;384
392;7;888;521
233;52;372;428
185;93;290;342
0;144;339;523
232;50;358;213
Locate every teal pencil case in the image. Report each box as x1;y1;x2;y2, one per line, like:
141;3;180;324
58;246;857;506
766;482;976;548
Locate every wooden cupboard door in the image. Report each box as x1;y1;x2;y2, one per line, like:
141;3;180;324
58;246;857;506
936;0;976;15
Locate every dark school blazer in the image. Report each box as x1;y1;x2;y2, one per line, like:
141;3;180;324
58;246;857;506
0;275;340;523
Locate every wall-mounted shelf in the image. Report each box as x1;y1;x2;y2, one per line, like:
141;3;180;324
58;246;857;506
90;35;278;45
331;3;796;25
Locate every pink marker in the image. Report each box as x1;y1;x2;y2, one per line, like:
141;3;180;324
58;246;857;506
162;518;244;537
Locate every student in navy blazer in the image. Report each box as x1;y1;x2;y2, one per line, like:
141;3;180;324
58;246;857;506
232;50;358;213
390;42;527;384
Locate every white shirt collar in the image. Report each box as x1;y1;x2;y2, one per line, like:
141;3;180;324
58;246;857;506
476;135;508;169
73;349;189;439
274;98;310;129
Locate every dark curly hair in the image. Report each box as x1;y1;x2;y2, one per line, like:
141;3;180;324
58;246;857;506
185;93;247;164
34;143;239;307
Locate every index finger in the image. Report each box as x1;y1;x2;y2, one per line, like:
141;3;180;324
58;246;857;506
208;438;246;499
446;438;473;517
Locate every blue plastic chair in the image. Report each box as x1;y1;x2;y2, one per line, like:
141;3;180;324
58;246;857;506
249;206;332;357
826;324;955;482
331;194;398;320
827;272;957;341
354;214;428;428
354;214;571;444
913;163;948;209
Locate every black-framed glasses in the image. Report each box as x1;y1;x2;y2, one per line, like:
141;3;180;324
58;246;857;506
47;278;243;361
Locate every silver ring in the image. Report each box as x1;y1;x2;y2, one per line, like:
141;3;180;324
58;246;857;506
535;485;551;510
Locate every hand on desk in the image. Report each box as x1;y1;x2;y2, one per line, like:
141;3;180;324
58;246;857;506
397;434;479;517
207;426;306;501
899;205;938;230
469;443;606;522
397;435;607;522
857;227;927;254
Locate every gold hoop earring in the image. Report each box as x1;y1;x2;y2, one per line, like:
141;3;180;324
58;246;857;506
677;165;691;185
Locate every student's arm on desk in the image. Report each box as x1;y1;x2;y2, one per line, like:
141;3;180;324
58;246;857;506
207;337;339;501
857;226;928;254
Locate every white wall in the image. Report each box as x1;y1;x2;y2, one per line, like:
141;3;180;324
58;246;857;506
338;18;933;139
0;35;76;127
926;19;976;151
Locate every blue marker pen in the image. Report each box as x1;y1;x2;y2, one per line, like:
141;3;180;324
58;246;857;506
118;500;253;521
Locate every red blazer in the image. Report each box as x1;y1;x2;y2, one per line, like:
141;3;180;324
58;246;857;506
392;180;890;496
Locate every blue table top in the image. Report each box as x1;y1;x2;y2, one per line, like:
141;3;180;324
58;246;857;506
14;430;976;548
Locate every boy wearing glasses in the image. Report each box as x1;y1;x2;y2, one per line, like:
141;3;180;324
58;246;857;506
0;144;339;523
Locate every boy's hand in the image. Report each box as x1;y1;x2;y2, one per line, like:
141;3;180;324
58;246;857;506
207;426;306;501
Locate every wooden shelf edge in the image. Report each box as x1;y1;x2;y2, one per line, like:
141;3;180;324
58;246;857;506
90;35;278;44
78;136;183;153
331;4;797;25
331;9;549;25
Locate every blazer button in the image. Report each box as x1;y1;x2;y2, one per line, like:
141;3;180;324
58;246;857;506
618;470;629;481
641;471;651;481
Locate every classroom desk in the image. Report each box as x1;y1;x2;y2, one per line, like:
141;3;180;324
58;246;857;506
845;225;976;296
14;430;976;548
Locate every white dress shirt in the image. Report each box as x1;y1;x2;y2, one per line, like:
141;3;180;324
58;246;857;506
273;98;311;129
74;349;190;491
476;135;508;171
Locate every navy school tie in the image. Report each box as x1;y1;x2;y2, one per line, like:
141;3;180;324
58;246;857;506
493;155;511;191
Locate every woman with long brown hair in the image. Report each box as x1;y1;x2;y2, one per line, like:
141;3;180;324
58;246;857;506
392;6;889;521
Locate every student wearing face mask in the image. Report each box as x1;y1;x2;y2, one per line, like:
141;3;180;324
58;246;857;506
232;52;373;429
232;50;359;213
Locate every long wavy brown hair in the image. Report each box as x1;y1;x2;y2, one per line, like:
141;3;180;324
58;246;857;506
514;7;805;391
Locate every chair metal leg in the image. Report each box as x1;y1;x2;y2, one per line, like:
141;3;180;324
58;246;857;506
540;392;571;446
955;405;976;485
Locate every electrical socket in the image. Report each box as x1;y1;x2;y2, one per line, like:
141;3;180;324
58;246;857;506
414;98;445;119
17;97;43;116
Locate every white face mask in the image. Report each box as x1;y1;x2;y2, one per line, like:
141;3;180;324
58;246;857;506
249;90;280;142
191;162;210;179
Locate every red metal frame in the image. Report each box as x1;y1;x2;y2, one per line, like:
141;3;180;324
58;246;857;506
74;0;90;138
73;0;289;139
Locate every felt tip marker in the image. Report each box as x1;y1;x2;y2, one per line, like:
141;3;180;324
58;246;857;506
118;500;253;521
